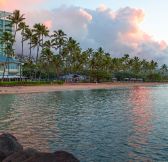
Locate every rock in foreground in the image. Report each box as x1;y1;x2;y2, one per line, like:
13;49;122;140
0;133;23;160
0;133;79;162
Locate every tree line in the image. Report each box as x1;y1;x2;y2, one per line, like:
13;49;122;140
1;10;168;82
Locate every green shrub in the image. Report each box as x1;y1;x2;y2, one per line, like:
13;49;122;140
145;73;162;82
0;80;64;86
114;72;143;81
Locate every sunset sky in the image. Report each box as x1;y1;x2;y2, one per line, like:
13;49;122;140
0;0;168;64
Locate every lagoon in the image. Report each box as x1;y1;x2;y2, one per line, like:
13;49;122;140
0;85;168;161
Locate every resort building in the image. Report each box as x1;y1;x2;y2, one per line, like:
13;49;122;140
0;11;21;80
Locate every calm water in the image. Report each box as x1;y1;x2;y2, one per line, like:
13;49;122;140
0;85;168;161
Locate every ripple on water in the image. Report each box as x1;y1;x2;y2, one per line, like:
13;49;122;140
0;86;168;161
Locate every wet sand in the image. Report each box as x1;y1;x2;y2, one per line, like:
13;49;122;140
0;82;167;95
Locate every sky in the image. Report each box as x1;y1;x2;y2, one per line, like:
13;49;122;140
0;0;168;64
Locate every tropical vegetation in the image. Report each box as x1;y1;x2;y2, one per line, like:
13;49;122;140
1;9;168;83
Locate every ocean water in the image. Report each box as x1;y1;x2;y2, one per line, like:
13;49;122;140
0;85;168;161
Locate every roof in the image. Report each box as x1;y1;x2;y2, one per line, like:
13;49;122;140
0;75;26;79
0;11;12;19
0;55;20;64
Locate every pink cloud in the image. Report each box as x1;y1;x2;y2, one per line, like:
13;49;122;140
44;20;52;29
97;4;108;12
79;8;92;21
0;0;46;12
6;4;168;64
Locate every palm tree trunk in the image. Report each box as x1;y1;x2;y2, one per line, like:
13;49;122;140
14;24;18;40
20;63;22;81
2;57;8;82
36;44;39;63
36;35;40;63
21;37;24;58
42;35;44;50
7;58;9;81
47;64;50;81
29;41;32;59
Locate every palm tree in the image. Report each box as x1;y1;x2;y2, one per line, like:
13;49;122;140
23;27;33;59
18;22;28;58
122;54;130;71
104;53;112;72
141;59;149;74
149;60;158;73
132;56;141;74
89;47;107;82
8;10;25;40
31;34;39;60
43;40;51;48
33;23;49;62
86;48;94;59
160;64;168;75
62;37;81;73
80;50;90;73
0;32;15;81
40;47;53;80
52;55;63;79
111;58;123;72
51;29;67;55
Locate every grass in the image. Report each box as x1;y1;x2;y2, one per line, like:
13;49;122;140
0;80;64;86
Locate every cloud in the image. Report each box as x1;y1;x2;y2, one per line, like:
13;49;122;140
2;3;168;64
86;6;168;64
97;4;108;12
44;20;52;29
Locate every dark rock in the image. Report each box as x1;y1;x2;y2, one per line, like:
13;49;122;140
0;133;23;160
3;148;38;162
0;151;6;161
23;151;79;162
54;151;80;162
0;133;79;162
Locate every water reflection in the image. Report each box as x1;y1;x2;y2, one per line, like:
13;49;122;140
0;93;59;151
0;87;168;161
0;95;16;130
128;87;153;161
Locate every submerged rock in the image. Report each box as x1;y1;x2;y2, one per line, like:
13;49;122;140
3;148;38;162
23;151;79;162
0;151;6;161
54;151;80;162
3;150;79;162
0;133;79;162
0;133;23;160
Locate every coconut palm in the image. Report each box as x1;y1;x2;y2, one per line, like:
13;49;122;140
8;10;25;40
43;40;53;49
103;53;112;72
160;64;168;75
52;55;63;79
149;60;158;73
122;54;130;71
141;59;150;74
0;32;15;81
51;29;67;55
111;57;123;72
23;27;33;59
89;47;107;82
132;56;141;74
18;22;28;58
40;47;53;80
80;50;90;72
62;37;81;73
33;23;49;62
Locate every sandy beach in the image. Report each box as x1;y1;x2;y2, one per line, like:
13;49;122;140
0;82;167;95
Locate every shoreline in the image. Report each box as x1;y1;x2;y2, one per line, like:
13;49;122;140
0;82;167;95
